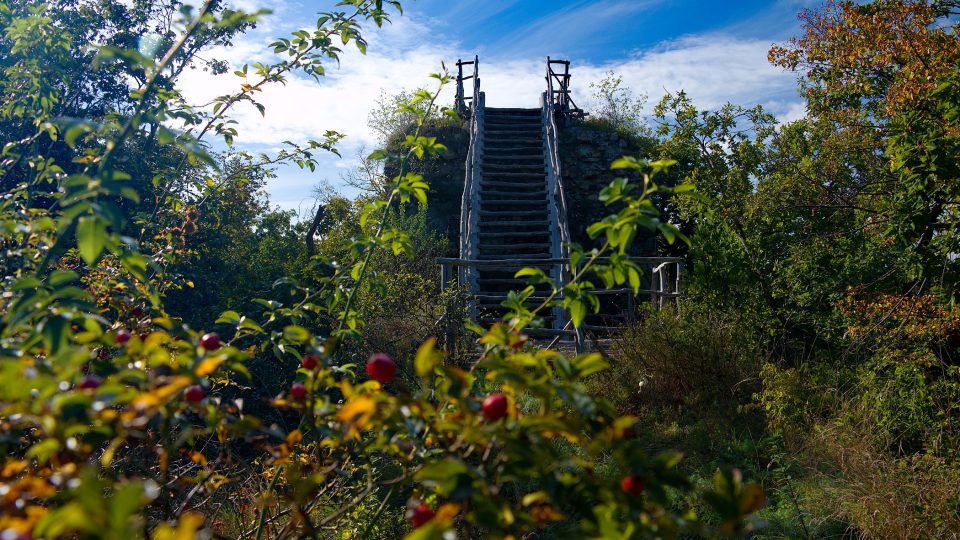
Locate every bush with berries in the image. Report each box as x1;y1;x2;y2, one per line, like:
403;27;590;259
0;1;762;538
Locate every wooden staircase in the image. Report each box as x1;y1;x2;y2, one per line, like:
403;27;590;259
475;107;554;324
442;56;683;350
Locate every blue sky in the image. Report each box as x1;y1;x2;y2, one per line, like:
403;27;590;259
178;0;813;215
414;0;798;60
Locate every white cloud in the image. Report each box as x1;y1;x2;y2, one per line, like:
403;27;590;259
574;34;801;118
174;6;804;208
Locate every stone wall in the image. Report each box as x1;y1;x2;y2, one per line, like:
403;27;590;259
398;119;661;256
387;123;469;256
558;121;658;253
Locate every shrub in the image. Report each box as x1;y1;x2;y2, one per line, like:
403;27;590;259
607;306;762;414
0;3;764;538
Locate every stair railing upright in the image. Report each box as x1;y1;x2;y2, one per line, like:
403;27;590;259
455;56;478;118
543;56;579;348
457;56;483;311
546;57;584;122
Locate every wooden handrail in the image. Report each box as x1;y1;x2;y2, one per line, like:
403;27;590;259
437;257;683;266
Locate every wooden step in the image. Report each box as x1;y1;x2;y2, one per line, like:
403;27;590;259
480;186;547;194
479;231;549;238
485;135;541;142
479;253;552;260
482;199;544;207
481;195;546;203
479;222;548;229
486;108;540;114
484;114;541;122
485;120;541;127
482;163;544;171
483;156;544;164
477;277;552;287
485;130;541;137
481;178;545;187
479;209;545;217
482;172;545;179
480;242;550;253
483;146;543;154
481;180;545;189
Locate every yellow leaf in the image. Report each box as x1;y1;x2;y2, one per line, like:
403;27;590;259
286;429;303;446
1;459;27;479
194;357;224;377
336;396;377;438
435;502;461;523
132;376;191;411
152;512;204;540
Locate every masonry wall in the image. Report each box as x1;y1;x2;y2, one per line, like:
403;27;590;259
402;119;662;256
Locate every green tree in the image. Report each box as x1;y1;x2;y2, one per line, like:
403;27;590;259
588;70;651;137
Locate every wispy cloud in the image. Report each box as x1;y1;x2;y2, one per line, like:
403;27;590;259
487;0;663;58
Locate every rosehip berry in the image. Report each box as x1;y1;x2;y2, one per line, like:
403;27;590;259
290;382;307;401
200;332;220;351
409;502;435;528
621;475;644;496
184;385;205;403
78;375;102;390
366;353;397;383
481;393;509;421
115;328;131;345
301;355;318;370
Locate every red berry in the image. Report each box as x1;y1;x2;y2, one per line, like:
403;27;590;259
409;502;435;528
290;382;307;401
482;393;509;421
131;306;145;318
621;475;644;496
184;385;205;403
366;353;397;383
78;375;102;390
115;328;131;345
302;355;318;370
200;332;220;351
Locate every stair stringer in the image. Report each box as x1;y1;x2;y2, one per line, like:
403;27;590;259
541;92;575;340
459;92;485;319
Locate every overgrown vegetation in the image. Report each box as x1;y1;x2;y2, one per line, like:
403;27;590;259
2;0;957;537
583;0;960;536
0;1;761;539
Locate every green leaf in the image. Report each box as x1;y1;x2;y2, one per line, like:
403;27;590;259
414;338;442;377
216;311;242;325
569;298;586;327
649;158;677;173
628;266;642;295
367;149;388;161
77;216;107;265
282;325;310;343
610;156;644;170
120;252;148;281
573;353;609;378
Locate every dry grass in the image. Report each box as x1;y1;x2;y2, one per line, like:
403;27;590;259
796;411;960;539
